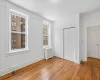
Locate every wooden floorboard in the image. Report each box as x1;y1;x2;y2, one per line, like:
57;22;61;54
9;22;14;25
1;57;100;80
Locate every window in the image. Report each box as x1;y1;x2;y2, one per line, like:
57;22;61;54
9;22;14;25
43;22;50;46
9;9;28;52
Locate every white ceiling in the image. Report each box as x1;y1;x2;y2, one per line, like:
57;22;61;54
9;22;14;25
7;0;100;21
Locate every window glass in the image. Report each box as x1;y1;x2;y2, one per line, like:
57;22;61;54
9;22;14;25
43;23;49;46
11;33;25;49
11;15;25;32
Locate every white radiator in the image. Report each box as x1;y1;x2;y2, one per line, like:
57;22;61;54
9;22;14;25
43;47;53;60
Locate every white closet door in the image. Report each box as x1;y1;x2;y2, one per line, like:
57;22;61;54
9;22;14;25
98;27;100;58
64;28;76;62
87;27;99;58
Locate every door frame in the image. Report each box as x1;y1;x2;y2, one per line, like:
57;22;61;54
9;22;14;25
63;27;75;59
84;25;100;61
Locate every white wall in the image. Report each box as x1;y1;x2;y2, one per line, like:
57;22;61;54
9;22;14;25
80;10;100;61
0;1;6;70
54;14;80;63
0;0;54;76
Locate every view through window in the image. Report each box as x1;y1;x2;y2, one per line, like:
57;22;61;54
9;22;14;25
43;23;50;46
10;9;28;51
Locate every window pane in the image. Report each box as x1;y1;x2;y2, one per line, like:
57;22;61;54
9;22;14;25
43;36;48;46
43;25;48;36
43;24;49;46
11;14;25;32
11;33;25;49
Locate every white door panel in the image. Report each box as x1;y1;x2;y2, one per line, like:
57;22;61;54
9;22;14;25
87;27;99;58
64;28;76;62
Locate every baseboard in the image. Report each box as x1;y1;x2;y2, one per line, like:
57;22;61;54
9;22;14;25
75;60;80;64
54;55;63;59
0;56;44;77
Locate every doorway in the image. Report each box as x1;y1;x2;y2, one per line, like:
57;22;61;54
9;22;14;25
87;26;100;59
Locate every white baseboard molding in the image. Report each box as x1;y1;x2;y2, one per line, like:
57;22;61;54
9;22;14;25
75;60;80;64
55;55;80;64
55;55;63;59
0;56;44;76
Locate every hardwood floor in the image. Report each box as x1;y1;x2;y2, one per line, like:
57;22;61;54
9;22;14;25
1;57;100;80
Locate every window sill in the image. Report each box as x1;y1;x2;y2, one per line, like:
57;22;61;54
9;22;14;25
9;48;29;53
43;46;52;49
6;49;30;57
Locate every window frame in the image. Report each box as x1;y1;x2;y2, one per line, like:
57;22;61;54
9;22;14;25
9;9;28;53
43;21;51;47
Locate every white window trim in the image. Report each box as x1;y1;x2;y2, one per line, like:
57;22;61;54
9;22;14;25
9;9;28;53
43;21;51;48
